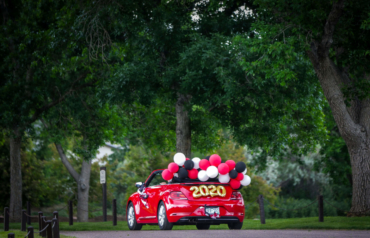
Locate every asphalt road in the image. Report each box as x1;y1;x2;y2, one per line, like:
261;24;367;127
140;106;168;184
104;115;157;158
61;230;370;238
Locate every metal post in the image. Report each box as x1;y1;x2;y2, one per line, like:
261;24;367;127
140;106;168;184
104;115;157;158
41;216;46;237
100;167;107;222
27;201;31;225
69;200;73;226
318;195;324;222
28;226;34;238
7;233;15;238
113;199;117;226
4;207;9;231
38;212;43;235
22;209;27;231
52;218;60;238
46;220;52;238
258;194;265;224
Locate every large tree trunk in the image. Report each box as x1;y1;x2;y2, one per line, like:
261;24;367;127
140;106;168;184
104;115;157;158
77;160;91;222
176;94;191;158
349;146;370;214
306;0;370;215
9;126;22;222
55;143;91;222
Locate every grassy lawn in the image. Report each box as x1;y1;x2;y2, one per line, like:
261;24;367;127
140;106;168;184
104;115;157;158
0;230;74;238
4;216;370;231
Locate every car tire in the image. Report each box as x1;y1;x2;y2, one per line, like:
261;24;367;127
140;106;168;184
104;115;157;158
127;203;142;230
157;201;173;230
196;223;210;230
228;221;243;230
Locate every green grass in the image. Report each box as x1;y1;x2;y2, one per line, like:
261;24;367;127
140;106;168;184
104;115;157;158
0;230;74;238
5;216;370;231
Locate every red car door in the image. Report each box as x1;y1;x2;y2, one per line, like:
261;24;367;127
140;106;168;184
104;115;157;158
138;172;166;222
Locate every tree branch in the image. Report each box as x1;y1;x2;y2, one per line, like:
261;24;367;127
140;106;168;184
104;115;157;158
28;73;93;124
317;0;345;59
54;143;80;182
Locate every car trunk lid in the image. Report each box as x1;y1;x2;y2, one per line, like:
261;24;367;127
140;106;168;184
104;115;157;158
178;182;233;201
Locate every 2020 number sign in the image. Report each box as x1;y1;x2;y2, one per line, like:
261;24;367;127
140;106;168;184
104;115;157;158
190;185;226;198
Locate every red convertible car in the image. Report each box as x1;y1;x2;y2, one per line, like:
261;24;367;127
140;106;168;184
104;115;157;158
126;169;245;230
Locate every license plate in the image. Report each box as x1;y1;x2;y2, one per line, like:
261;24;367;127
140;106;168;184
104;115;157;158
206;207;219;215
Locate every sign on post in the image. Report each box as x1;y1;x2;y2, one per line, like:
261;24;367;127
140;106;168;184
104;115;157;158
100;169;106;184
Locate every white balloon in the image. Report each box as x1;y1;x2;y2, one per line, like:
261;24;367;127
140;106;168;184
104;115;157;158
174;173;178;178
242;168;247;174
192;157;201;169
198;170;209;182
174;152;186;166
206;166;218;178
240;175;251;186
218;173;230;183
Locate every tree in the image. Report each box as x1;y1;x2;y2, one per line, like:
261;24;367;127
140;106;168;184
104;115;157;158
0;0;98;221
234;0;370;214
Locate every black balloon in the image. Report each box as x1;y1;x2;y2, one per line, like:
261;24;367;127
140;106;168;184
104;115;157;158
229;170;238;179
184;160;194;170
204;155;210;160
235;162;246;173
178;168;188;179
237;185;243;190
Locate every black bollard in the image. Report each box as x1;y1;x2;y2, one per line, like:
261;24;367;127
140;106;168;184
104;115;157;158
27;226;34;238
258;194;265;224
69;200;73;226
46;220;52;238
21;209;27;231
7;233;15;238
38;211;43;234
4;207;9;231
27;201;31;225
52;218;60;238
318;195;324;222
113;199;117;226
41;216;46;237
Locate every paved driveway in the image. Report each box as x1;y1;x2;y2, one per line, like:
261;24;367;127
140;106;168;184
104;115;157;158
62;230;370;238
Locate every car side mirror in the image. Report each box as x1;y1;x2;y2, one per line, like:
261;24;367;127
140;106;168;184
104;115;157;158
135;182;143;188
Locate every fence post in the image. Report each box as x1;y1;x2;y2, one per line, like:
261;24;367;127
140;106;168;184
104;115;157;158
69;200;73;226
52;217;60;238
258;194;266;224
27;201;31;225
28;226;34;238
38;211;43;235
22;209;27;231
318;195;324;222
41;216;46;237
113;199;117;226
7;233;14;238
4;207;9;231
46;220;52;238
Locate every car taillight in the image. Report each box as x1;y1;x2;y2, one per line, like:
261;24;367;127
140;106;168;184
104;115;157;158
231;191;242;200
170;191;187;200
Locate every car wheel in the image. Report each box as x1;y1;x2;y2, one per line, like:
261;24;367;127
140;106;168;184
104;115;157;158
127;203;142;230
196;223;210;230
157;201;173;230
228;221;243;230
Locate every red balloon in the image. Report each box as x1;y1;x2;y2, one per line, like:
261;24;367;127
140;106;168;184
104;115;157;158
168;162;179;173
199;159;211;170
225;160;236;171
209;154;222;167
218;163;229;175
186;158;190;160
236;173;244;181
230;179;241;189
188;169;198;179
162;169;173;180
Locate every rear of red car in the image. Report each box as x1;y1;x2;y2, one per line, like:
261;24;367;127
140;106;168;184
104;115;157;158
163;181;245;225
